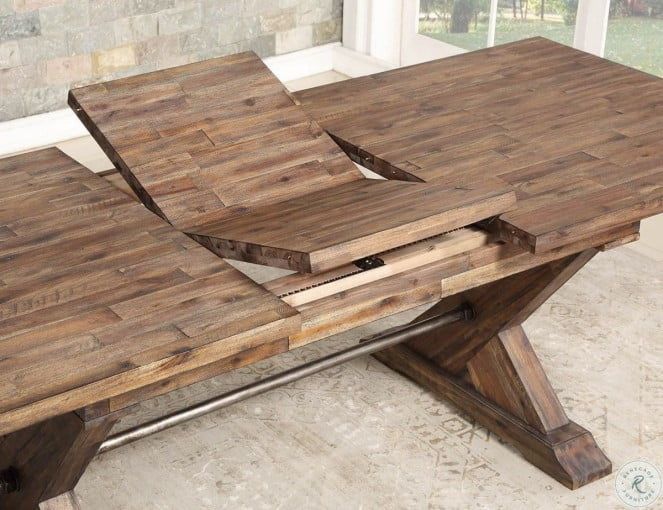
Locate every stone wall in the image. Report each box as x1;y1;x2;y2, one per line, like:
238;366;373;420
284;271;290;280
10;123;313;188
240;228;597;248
0;0;342;121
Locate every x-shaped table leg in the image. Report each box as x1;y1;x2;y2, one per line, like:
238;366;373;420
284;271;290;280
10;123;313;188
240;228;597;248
374;249;611;489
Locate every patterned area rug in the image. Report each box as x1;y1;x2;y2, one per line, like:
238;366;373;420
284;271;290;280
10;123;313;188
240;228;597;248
77;246;662;510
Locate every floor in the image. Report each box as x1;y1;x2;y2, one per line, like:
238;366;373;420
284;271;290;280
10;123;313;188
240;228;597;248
11;71;663;509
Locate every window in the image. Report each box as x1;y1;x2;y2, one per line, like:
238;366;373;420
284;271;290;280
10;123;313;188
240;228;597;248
604;0;663;76
346;1;652;68
493;0;576;46
417;0;576;51
418;0;491;50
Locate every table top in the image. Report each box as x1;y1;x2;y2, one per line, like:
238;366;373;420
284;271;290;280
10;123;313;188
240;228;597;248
0;149;299;435
70;52;362;231
186;178;515;273
294;37;663;253
69;52;516;273
4;39;661;434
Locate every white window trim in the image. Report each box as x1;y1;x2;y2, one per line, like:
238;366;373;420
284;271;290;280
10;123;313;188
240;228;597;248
574;0;611;56
343;0;614;68
400;0;466;65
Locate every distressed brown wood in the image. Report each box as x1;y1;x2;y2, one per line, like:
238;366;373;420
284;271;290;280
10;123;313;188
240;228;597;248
467;326;569;433
289;223;637;347
403;249;597;373
265;227;492;306
294;37;663;254
108;337;288;413
0;411;117;510
598;230;640;251
98;164;634;493
75;401;111;422
185;179;515;272
374;345;611;489
66;339;290;418
5;41;660;502
372;248;611;488
69;51;516;272
0;149;299;437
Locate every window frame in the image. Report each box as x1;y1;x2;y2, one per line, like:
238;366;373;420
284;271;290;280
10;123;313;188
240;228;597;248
343;0;612;67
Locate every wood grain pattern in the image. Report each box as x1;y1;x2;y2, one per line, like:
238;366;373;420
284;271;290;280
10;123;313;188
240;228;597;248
467;325;569;433
290;223;636;347
69;51;516;273
294;37;663;253
0;148;299;436
187;179;514;272
107;337;288;413
69;52;362;232
403;249;598;373
373;248;611;488
265;227;492;306
374;345;611;489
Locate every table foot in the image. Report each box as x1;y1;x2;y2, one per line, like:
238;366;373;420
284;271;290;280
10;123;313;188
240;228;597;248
374;249;611;489
374;344;611;489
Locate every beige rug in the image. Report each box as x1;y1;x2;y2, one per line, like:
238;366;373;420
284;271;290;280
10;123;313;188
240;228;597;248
76;246;662;509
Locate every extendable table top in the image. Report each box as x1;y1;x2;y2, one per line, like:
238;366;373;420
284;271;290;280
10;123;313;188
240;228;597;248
2;37;662;508
294;37;663;252
69;52;516;272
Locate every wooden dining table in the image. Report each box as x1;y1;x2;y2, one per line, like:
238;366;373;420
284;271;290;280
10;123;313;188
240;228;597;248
1;37;662;508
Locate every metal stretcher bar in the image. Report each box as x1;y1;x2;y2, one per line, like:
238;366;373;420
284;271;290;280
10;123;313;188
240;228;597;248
97;304;474;455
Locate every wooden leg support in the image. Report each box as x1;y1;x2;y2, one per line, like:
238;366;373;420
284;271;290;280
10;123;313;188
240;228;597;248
374;249;611;489
0;410;118;510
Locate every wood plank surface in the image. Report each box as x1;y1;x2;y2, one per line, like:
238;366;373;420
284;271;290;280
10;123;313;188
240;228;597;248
187;179;515;272
68;52;362;231
96;168;638;352
294;37;663;253
0;149;299;436
69;51;516;273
